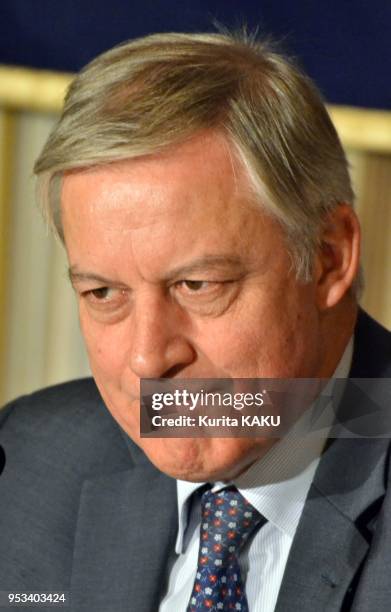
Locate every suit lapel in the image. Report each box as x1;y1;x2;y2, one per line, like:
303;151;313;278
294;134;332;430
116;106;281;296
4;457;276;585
275;486;369;611
276;437;387;611
276;310;390;610
70;463;177;612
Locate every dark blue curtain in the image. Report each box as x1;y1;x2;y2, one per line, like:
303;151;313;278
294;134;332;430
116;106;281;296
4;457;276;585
0;0;390;109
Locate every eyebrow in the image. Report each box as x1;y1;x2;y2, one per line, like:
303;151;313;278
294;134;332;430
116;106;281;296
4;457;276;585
164;255;245;279
68;255;245;286
68;269;117;286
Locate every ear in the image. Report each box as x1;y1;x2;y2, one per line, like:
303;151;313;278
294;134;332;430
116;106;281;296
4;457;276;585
314;203;361;310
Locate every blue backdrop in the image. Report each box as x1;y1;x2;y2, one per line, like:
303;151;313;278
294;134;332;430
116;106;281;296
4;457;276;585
0;0;390;109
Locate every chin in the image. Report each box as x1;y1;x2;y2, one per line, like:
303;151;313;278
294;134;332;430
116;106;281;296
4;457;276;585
138;437;272;482
139;438;211;481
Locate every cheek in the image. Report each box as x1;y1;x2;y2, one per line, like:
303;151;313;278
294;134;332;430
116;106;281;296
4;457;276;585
199;286;319;377
82;322;140;429
79;313;127;384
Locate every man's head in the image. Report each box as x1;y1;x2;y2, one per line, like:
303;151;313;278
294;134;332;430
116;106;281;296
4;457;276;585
34;31;361;481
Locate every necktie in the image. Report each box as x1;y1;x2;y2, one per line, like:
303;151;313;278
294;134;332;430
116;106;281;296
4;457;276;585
187;486;266;611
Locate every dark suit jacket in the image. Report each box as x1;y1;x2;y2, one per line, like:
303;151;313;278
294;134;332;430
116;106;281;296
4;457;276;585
0;310;390;611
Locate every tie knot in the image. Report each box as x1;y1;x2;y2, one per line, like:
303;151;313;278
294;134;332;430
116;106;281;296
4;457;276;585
200;487;263;558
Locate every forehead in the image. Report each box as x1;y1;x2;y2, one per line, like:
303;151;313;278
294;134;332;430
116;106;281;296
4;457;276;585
60;131;285;281
60;131;255;223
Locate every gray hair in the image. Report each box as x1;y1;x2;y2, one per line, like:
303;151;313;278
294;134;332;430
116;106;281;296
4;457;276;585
34;30;357;284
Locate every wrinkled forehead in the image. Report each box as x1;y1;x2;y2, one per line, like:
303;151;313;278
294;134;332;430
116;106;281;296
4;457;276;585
53;131;265;239
58;136;285;285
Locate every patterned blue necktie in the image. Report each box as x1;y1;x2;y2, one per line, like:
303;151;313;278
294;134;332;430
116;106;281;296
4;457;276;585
187;486;266;611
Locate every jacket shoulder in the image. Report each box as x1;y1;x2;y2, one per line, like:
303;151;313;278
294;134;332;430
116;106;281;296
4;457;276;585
0;379;137;591
1;377;106;423
0;378;133;483
352;310;391;377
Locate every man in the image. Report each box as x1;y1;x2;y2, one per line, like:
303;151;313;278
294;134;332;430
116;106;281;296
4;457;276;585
0;31;390;612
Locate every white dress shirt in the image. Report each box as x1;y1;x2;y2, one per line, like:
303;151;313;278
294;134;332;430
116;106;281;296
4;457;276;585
159;339;353;612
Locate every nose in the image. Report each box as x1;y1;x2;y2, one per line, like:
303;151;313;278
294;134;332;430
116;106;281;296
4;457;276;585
128;292;195;378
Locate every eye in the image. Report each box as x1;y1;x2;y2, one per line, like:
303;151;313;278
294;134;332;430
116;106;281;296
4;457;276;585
174;279;229;300
79;285;129;321
86;287;115;301
174;280;223;297
181;280;211;292
81;286;127;306
172;278;238;316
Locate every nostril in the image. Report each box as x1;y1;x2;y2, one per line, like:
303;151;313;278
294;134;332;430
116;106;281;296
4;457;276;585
162;363;190;378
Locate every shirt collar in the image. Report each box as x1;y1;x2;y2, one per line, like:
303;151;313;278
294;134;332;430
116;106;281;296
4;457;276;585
175;480;206;553
175;337;353;550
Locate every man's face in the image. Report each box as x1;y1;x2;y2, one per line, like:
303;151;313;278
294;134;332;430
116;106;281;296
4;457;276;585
62;132;324;481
